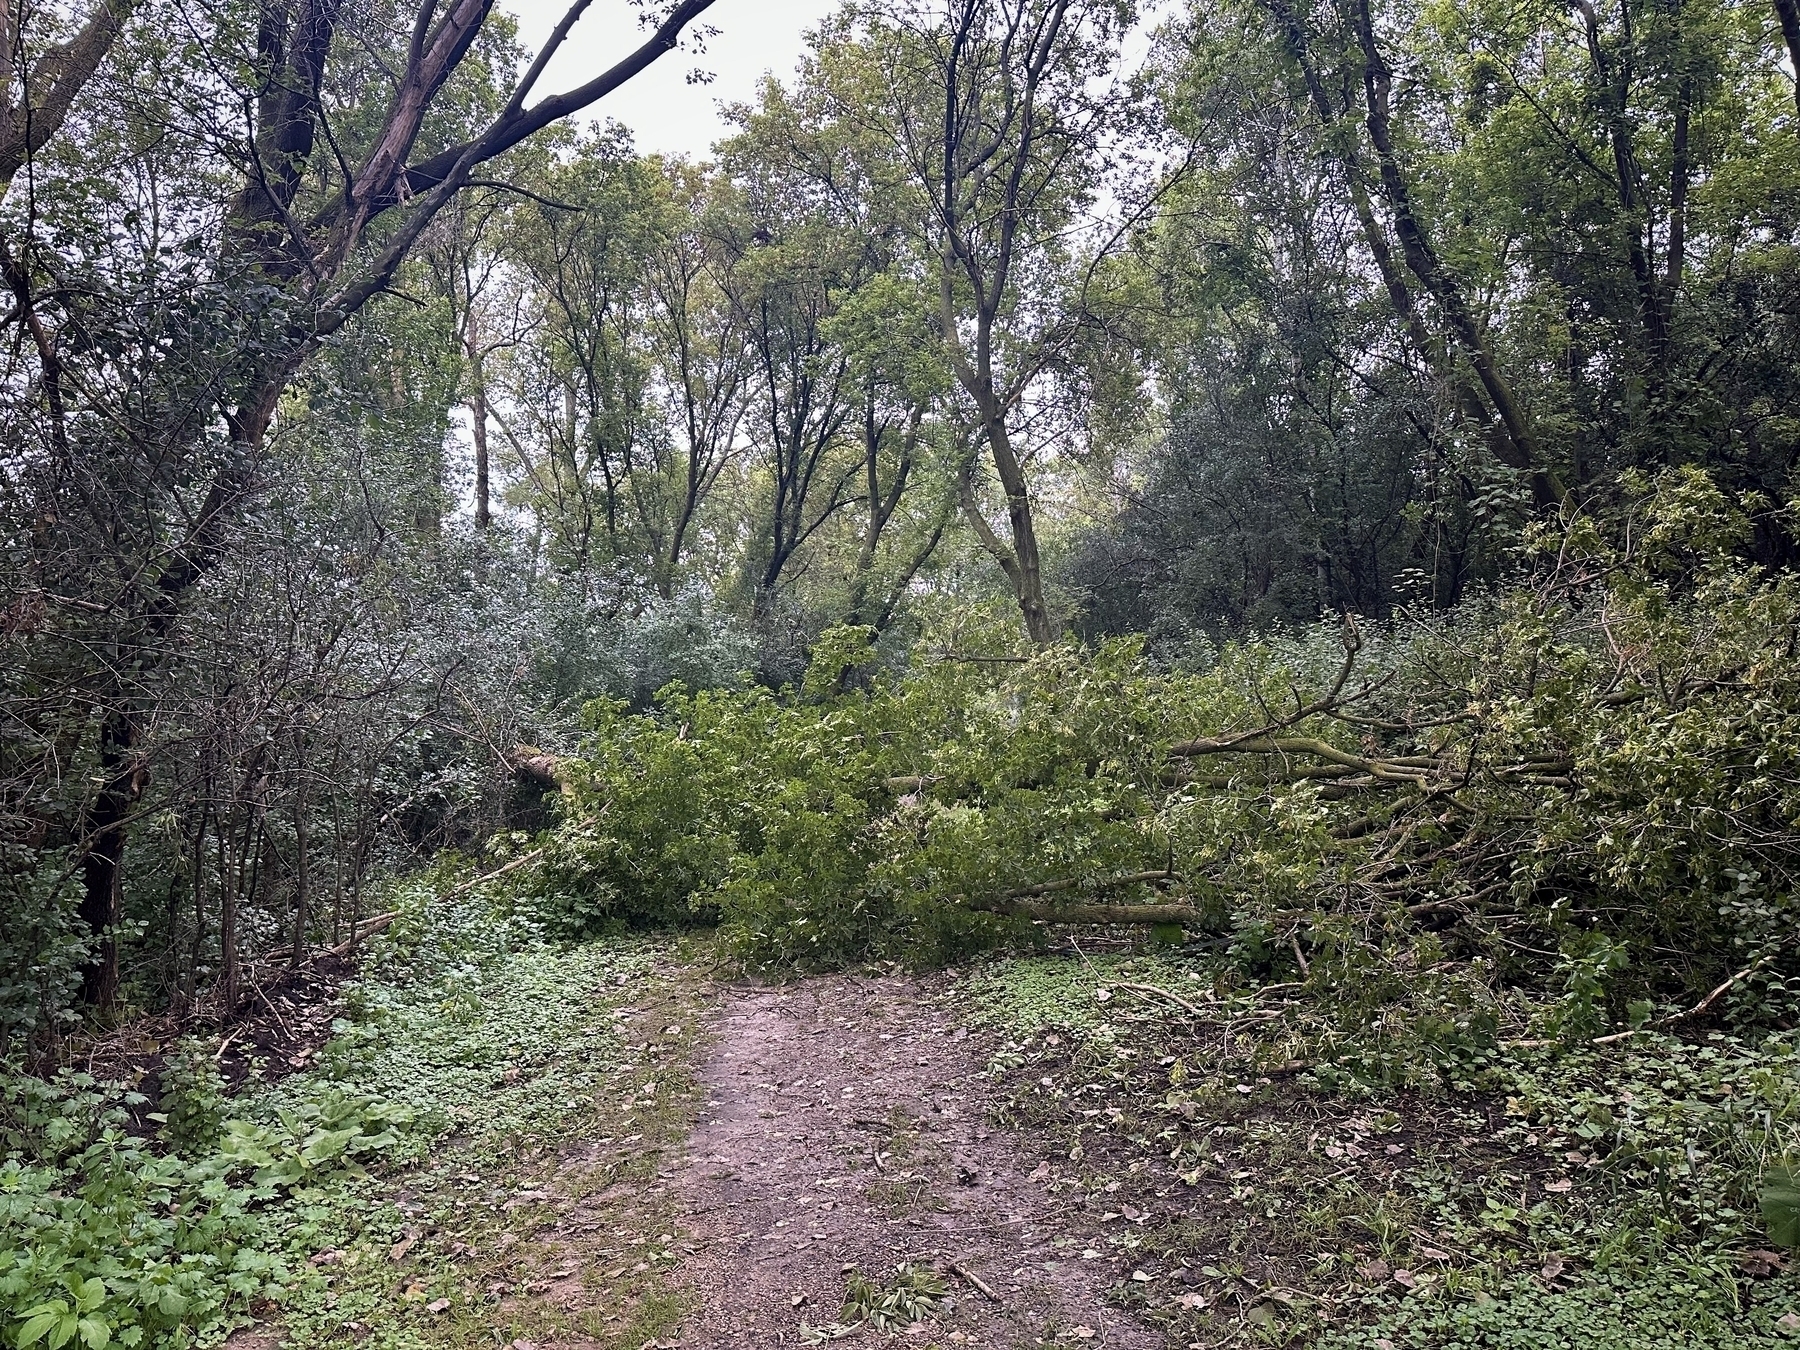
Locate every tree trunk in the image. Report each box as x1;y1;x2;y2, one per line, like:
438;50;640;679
1779;0;1800;127
219;823;240;1012
1352;0;1564;508
290;786;309;972
966;897;1202;925
470;346;491;530
980;410;1054;645
77;707;142;1008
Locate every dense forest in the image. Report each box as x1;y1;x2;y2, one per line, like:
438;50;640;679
5;0;1800;1345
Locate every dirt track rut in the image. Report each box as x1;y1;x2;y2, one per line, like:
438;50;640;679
670;975;1160;1349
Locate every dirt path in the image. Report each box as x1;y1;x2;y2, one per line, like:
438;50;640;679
669;975;1161;1349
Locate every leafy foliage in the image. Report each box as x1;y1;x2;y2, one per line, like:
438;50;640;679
0;1065;405;1350
0;874;676;1350
539;473;1799;1030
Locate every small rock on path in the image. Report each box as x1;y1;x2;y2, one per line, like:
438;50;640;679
671;974;1161;1348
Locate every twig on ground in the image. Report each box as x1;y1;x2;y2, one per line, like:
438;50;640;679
1505;949;1786;1049
947;1259;1001;1303
1107;982;1205;1018
1590;950;1782;1044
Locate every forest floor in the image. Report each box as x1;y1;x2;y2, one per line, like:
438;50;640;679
670;974;1157;1348
196;933;1800;1350
227;941;1166;1350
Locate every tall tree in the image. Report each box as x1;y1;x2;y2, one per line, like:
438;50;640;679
810;0;1146;643
3;0;721;1005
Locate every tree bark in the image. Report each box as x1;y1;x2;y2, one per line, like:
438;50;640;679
76;707;143;1008
966;897;1202;925
470;346;491;530
979;403;1055;644
1778;0;1800;127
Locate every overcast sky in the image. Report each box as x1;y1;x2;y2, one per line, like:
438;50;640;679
506;0;843;160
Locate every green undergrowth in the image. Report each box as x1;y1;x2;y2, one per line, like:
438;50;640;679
1;880;703;1350
962;947;1800;1349
963;951;1202;1037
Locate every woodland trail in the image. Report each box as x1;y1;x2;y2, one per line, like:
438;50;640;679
667;975;1161;1349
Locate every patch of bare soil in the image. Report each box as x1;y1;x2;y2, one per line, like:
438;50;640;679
670;975;1161;1350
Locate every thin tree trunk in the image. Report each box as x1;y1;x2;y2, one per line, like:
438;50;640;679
470;347;491;530
1351;0;1565;507
186;799;208;1010
220;819;241;1012
1778;0;1800;126
77;707;142;1008
981;405;1054;644
291;781;309;972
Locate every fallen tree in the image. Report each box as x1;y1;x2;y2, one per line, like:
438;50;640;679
513;471;1800;1029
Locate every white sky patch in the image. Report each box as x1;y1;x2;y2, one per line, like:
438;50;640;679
505;0;842;160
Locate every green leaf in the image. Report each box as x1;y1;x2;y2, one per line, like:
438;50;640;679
18;1314;63;1348
1762;1163;1800;1249
76;1318;110;1350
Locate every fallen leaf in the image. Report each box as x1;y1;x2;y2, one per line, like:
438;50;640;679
1741;1249;1786;1278
1543;1178;1573;1193
1393;1269;1416;1289
425;1299;450;1314
1357;1259;1390;1282
389;1235;417;1261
